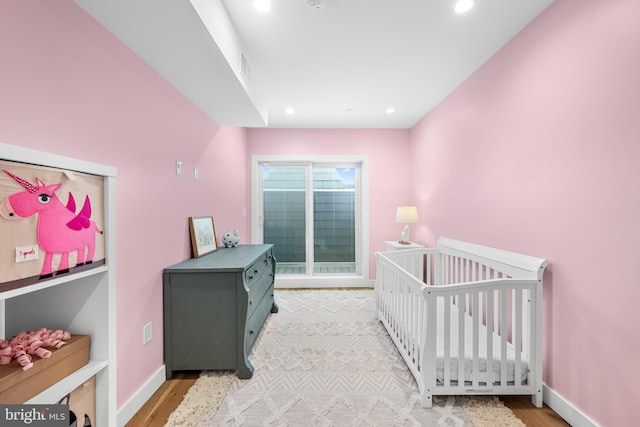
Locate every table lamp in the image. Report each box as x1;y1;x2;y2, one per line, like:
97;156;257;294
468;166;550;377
395;206;418;245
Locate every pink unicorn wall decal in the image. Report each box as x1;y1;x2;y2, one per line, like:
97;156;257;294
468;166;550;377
0;170;103;279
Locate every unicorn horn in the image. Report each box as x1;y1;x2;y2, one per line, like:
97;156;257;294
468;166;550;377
3;170;38;193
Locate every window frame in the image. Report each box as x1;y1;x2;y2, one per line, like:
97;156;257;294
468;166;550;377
251;155;370;288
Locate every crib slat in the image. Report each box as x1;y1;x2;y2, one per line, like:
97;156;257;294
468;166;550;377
419;289;426;369
444;295;451;387
472;291;480;388
424;291;438;404
479;289;485;339
500;289;508;386
514;289;522;387
413;288;419;362
465;259;471;311
486;289;494;386
446;254;451;285
471;261;477;282
458;294;465;386
415;288;419;361
402;280;406;347
494;288;500;335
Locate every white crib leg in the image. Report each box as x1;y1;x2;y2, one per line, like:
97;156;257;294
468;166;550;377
532;389;543;408
420;389;433;408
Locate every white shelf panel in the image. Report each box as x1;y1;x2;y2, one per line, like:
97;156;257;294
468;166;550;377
0;266;108;302
25;359;108;404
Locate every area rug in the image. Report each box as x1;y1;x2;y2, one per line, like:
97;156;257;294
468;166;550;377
167;290;524;426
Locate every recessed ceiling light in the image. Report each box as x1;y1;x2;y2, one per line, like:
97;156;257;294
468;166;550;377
386;107;396;114
254;0;271;13
454;0;474;14
285;107;295;115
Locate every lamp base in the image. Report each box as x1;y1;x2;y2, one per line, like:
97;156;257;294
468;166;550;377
399;224;410;245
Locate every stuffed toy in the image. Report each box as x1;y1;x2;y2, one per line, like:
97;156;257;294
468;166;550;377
222;229;240;248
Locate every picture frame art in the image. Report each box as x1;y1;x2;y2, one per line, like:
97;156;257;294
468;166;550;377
188;216;218;258
0;158;106;293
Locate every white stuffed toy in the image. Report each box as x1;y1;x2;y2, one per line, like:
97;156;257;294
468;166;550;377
222;229;240;247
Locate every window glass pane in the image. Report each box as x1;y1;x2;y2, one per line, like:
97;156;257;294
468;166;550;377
263;166;306;274
312;167;356;274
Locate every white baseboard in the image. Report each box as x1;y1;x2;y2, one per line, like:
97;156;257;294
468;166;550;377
543;384;599;427
117;365;166;427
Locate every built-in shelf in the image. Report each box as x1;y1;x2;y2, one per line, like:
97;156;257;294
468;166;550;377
0;142;116;426
26;360;108;404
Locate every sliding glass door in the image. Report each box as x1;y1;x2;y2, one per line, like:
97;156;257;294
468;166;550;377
255;160;361;276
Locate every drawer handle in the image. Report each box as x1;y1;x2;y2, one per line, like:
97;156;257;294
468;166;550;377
249;330;254;335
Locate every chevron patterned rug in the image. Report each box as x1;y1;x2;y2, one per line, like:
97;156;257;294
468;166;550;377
167;290;524;426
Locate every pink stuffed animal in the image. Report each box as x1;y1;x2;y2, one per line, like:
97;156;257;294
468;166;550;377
0;328;71;371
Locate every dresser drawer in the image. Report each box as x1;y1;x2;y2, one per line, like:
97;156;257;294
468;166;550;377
245;291;274;354
244;249;273;284
247;268;274;316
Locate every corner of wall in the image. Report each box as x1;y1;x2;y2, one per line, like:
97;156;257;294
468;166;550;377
543;384;600;427
116;366;166;427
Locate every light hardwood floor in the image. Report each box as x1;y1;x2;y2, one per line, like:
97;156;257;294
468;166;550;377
126;372;570;427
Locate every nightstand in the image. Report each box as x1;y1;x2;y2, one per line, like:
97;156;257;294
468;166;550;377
385;241;424;251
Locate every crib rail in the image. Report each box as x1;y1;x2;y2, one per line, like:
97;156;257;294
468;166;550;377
375;249;433;392
425;279;538;390
375;240;547;408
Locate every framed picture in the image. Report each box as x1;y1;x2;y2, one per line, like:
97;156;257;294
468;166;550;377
188;216;218;258
1;159;106;292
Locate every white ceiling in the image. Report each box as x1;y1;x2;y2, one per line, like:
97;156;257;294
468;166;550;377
75;0;554;129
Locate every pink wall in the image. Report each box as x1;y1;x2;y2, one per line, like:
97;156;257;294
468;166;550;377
247;128;412;278
0;1;250;408
410;1;640;425
4;0;637;424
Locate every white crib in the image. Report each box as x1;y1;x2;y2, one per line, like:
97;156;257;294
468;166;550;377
375;237;548;408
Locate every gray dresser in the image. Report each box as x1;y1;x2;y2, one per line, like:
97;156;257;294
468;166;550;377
163;244;277;379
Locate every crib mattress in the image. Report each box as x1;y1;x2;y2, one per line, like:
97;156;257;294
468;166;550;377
435;298;528;385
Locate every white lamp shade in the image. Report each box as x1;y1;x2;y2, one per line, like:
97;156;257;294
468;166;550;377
395;206;419;224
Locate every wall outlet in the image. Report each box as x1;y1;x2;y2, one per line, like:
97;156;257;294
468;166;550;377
176;160;182;176
143;322;152;346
